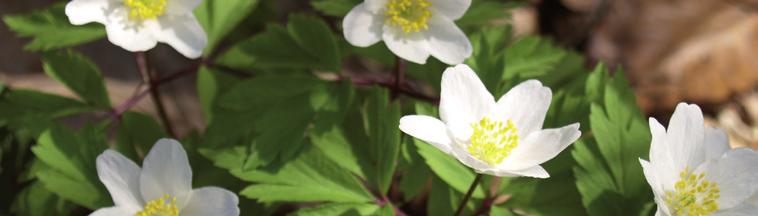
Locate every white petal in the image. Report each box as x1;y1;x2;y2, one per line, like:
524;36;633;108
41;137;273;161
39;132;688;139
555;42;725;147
65;0;109;25
103;7;158;52
714;203;758;216
666;103;706;170
490;165;549;178
365;0;388;13
439;64;494;141
382;25;430;64
704;127;730;160
89;206;138;216
423;14;472;65
648;118;678;187
140;139;193;208
96;150;143;210
399;115;453;154
494;80;552;137
165;0;201;15
639;159;664;196
154;14;207;58
181;187;240;216
342;3;383;47
430;0;471;20
498;123;580;171
705;148;758;209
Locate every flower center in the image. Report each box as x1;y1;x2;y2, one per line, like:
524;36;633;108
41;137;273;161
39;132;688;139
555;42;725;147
124;0;167;21
384;0;432;33
135;195;179;216
467;117;519;166
664;167;720;216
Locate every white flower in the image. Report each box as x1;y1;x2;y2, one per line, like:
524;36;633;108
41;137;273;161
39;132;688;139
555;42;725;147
65;0;207;58
91;139;239;216
639;103;758;216
399;64;581;178
342;0;473;65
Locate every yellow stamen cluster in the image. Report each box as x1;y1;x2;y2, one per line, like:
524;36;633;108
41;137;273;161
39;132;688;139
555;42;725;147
124;0;167;21
384;0;432;33
468;118;519;166
664;167;720;216
136;195;179;216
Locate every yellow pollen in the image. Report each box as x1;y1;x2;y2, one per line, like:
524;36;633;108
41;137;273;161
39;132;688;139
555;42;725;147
664;167;720;216
135;195;179;216
124;0;167;21
468;118;519;166
384;0;432;33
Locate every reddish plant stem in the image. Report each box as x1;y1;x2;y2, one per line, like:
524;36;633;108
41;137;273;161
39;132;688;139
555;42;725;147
455;173;484;216
134;52;176;137
391;57;406;99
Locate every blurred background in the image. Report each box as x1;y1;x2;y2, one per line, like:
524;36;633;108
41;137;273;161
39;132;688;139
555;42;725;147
1;0;756;149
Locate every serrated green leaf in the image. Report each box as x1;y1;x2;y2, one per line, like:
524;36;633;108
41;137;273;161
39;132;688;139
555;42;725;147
573;67;653;215
11;182;74;216
31;125;110;209
2;3;104;51
217;14;340;71
194;0;260;55
503;36;566;80
42;50;110;108
457;0;524;27
291;203;380;216
238;146;374;203
311;0;361;17
196;66;239;122
362;88;401;195
287;14;340;71
116;112;167;160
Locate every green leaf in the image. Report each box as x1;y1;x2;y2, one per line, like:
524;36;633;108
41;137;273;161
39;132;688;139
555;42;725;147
466;27;509;92
572;67;653;216
311;0;361;17
457;0;524;28
238;145;374;203
503;36;567;80
31;125;110;209
11;182;74;216
116;112;167;160
398;137;431;199
0;89;92;142
2;3;105;51
287;14;341;72
41;50;110;108
194;0;260;54
291;203;380;216
428;177;467;215
196;66;239;122
362;88;401;195
217;14;340;72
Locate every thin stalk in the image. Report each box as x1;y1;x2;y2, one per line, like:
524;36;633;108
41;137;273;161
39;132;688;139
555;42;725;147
134;52;176;137
391;57;405;99
454;173;484;216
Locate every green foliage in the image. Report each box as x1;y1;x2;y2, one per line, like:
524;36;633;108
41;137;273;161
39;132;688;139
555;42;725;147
116;112;168;161
2;3;105;51
31;125;110;209
0;1;667;215
361;88;401;194
217;14;341;72
311;0;361;17
42;50;111;108
572;66;654;215
237;145;374;203
194;0;260;54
